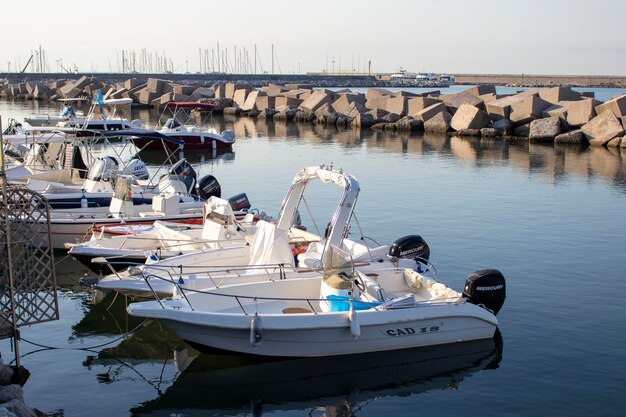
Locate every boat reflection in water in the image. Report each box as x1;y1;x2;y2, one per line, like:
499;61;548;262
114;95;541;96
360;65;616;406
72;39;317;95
132;333;503;417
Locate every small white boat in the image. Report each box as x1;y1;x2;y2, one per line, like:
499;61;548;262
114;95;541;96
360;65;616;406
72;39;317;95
23;98;90;127
33;171;210;250
68;195;261;274
97;165;428;297
128;164;506;357
25;97;141;131
131;102;235;151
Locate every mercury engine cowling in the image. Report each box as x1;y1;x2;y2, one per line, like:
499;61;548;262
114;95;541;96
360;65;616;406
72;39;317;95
121;159;149;180
463;269;506;315
197;175;222;200
228;193;251;212
388;235;430;261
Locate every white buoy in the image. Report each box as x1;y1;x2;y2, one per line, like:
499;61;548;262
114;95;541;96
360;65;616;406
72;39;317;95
349;305;360;340
250;313;263;347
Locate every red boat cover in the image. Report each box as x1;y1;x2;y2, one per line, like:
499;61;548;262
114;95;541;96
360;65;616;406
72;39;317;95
165;102;215;110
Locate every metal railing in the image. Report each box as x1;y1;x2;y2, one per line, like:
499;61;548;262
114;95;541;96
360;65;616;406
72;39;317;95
137;265;463;316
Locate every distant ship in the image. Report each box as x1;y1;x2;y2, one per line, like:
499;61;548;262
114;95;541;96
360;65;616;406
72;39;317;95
390;67;418;79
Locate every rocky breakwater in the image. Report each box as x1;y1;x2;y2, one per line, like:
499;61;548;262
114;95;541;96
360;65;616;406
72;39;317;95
0;76;217;106
2;75;625;148
0;358;44;417
206;83;626;149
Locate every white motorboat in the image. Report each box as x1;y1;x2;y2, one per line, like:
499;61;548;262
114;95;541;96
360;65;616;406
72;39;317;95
131;102;235;151
98;165;429;297
25;97;141;131
68;195;262;274
23;98;89;127
128;164;505;357
32;169;213;249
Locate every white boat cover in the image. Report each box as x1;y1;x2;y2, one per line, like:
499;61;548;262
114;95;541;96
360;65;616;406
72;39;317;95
153;221;204;252
248;220;294;268
292;166;348;188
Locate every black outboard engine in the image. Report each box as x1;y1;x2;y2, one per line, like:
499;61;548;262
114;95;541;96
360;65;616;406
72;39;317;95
169;159;197;194
197;175;222;200
228;193;251;212
463;269;506;315
388;235;430;261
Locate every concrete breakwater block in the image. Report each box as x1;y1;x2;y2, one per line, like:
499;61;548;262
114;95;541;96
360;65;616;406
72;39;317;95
350;112;375;128
266;83;289;96
555;129;588;145
385;96;411;116
332;93;365;114
491;119;512;135
541;102;571;120
255;95;276;111
366;88;392;101
538;86;582;104
172;85;195;95
146;78;166;94
606;137;622;147
529;117;562;142
413;102;447;122
486;95;517;120
407;97;441;115
566;99;601;127
439;91;484;114
466;85;496;96
595;93;626;118
424;110;452;133
450;103;490;131
581;110;624;146
232;87;253;107
299;90;334;112
192;87;215;98
395;116;423;131
510;95;551;124
241;90;265;111
275;96;303;111
365;95;389;111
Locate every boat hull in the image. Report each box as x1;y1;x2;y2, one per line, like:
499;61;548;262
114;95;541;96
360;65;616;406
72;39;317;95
132;135;233;151
130;301;498;357
41;214;203;250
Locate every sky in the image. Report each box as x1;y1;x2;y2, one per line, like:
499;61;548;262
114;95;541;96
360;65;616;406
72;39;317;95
2;0;625;75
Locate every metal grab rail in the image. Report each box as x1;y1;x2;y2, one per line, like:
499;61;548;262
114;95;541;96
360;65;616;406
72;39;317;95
139;268;464;316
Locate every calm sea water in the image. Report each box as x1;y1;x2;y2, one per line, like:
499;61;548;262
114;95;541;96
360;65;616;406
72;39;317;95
1;88;626;416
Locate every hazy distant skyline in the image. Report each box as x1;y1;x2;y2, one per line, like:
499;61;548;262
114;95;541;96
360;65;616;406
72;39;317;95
2;0;625;75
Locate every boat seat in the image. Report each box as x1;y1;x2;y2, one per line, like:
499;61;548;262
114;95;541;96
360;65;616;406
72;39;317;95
403;269;462;301
341;239;389;262
297;241;324;268
355;270;388;302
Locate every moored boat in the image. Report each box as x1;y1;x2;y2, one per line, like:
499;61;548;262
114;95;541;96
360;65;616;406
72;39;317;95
127;164;506;356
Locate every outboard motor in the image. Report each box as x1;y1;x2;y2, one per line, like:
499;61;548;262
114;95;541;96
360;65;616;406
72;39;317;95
169;159;197;194
121;159;149;180
87;156;118;181
463;269;506;315
388;235;430;261
228;193;251;212
197;175;222;200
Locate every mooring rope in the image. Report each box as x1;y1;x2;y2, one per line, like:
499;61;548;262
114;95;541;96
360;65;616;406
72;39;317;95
17;319;148;353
